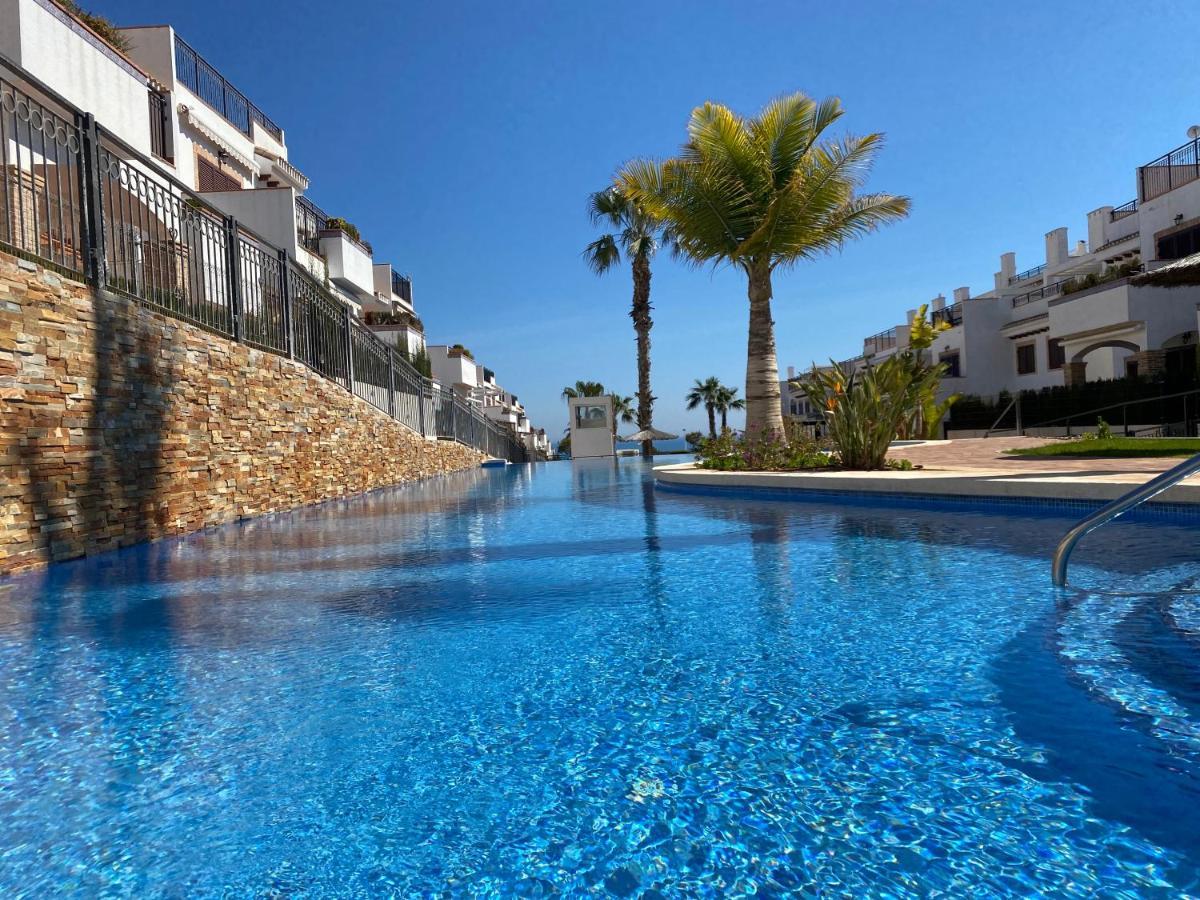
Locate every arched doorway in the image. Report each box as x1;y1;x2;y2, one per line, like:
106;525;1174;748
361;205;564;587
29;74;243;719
1065;340;1140;385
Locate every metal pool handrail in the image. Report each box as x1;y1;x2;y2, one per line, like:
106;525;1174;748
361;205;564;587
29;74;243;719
1052;451;1200;586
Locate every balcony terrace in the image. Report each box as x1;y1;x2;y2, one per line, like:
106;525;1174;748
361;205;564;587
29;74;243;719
1139;136;1200;202
174;36;282;142
1110;199;1138;221
1011;280;1066;308
931;302;963;328
1008;263;1045;285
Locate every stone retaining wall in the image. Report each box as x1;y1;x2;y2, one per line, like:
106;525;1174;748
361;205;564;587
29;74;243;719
0;250;483;577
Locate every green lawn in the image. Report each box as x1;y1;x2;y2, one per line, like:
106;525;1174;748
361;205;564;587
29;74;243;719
1007;437;1200;458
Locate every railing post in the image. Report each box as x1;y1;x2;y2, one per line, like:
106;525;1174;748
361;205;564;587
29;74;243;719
277;248;293;359
387;350;396;418
343;305;356;393
419;378;428;437
1014;396;1023;435
77;113;106;288
223;216;243;341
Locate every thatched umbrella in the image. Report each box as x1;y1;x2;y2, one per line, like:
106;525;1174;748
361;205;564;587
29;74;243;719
1131;252;1200;288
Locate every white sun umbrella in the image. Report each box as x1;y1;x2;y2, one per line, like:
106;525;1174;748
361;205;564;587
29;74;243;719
619;427;679;442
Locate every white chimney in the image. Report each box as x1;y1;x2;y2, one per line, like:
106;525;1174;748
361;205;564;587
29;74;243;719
906;308;917;324
999;252;1016;280
786;365;795;380
953;286;970;303
1072;239;1088;256
931;294;946;311
1045;227;1068;267
1087;207;1111;251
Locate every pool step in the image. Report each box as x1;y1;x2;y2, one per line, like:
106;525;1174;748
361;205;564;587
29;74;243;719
1057;587;1200;756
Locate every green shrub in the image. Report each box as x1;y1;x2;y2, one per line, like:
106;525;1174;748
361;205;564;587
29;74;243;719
800;356;943;470
696;424;832;471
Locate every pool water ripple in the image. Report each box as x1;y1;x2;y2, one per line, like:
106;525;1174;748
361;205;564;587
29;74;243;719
0;459;1199;896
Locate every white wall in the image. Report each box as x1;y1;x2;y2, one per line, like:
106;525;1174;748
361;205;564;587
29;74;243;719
201;186;299;256
7;0;154;155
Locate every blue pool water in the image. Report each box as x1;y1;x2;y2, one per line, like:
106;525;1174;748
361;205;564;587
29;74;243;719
2;458;1200;895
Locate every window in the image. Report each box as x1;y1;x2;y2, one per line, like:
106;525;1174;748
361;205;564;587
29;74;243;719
1157;223;1200;260
1125;358;1140;379
148;91;172;162
1048;338;1065;370
197;155;240;192
1016;343;1036;375
574;405;608;429
939;351;961;378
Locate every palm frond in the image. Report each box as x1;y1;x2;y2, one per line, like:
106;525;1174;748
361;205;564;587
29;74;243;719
583;234;621;274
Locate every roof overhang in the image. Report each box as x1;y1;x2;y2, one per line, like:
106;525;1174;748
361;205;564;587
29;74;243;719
1133;252;1200;288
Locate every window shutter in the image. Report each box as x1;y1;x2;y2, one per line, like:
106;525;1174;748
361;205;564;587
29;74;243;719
197;156;240;192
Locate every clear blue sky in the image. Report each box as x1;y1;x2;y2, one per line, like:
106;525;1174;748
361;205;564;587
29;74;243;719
104;0;1200;435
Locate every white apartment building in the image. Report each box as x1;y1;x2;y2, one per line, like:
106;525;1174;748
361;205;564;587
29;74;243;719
791;127;1200;411
0;0;542;449
427;345;537;447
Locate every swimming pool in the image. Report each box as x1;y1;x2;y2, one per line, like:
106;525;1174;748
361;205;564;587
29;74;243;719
1;458;1198;895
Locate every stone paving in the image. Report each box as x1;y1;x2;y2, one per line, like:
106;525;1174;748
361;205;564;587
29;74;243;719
890;437;1183;477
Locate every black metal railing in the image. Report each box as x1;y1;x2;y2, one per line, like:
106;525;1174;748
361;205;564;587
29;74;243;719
1011;280;1066;308
391;269;412;302
1139;138;1200;202
931;302;963;328
0;52;526;464
294;194;327;255
173;37;282;141
865;329;897;352
1110;199;1138;221
1008;263;1045;285
0;69;87;275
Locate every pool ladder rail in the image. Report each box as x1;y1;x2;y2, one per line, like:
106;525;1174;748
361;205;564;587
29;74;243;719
1052;451;1200;586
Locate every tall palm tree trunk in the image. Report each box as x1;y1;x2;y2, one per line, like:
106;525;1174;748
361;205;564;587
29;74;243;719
706;404;716;439
721;409;728;431
631;254;654;458
745;260;785;439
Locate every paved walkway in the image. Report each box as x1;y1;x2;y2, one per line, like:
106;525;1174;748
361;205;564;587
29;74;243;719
890;437;1180;476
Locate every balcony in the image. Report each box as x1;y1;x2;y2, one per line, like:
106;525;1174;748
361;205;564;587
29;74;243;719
1011;280;1066;308
1110;199;1138;221
320;227;375;301
1008;263;1045;285
1139;137;1200;201
391;270;412;303
931;302;963;328
174;36;282;142
864;329;897;355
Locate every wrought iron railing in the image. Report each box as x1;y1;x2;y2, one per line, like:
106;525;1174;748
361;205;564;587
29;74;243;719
1008;263;1045;285
0;52;526;463
1011;280;1066;308
173;36;282;141
931;302;963;328
1110;199;1138;221
865;329;897;353
294;194;327;255
1139;138;1200;202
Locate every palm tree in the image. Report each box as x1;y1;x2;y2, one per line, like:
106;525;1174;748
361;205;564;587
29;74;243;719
583;187;670;458
611;394;636;438
621;93;910;439
715;384;745;432
686;376;723;438
561;380;606;400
